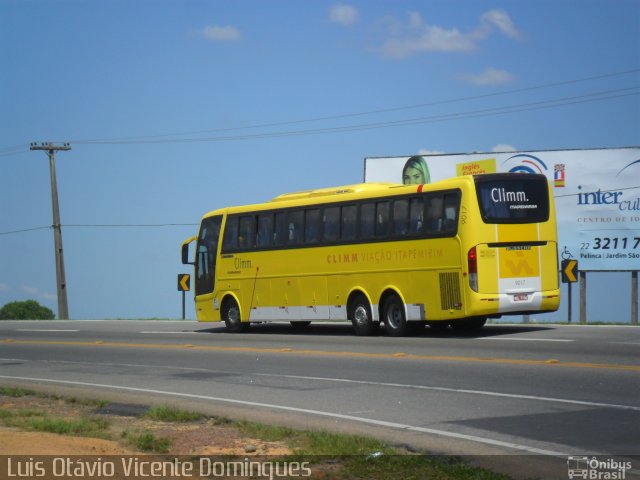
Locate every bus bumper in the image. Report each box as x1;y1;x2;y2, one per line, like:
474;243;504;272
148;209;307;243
474;290;560;315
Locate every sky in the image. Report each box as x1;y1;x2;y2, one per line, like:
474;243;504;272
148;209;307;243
1;0;639;321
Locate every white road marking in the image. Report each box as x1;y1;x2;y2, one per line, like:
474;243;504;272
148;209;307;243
14;329;79;332
6;358;638;412
0;374;569;457
138;331;199;334
254;373;640;412
478;337;573;342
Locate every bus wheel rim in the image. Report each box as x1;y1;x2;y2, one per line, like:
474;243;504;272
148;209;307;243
354;305;368;327
228;306;240;324
387;305;402;329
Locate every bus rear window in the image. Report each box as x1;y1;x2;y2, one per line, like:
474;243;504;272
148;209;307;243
475;174;549;224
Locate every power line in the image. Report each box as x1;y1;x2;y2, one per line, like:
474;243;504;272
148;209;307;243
63;223;199;227
0;226;52;236
0;149;30;158
71;87;639;145
1;69;637;153
0;223;198;236
0;143;29;153
65;68;640;144
4;184;640;237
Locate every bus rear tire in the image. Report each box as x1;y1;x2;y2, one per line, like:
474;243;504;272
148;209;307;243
383;294;408;337
349;294;377;336
222;299;248;333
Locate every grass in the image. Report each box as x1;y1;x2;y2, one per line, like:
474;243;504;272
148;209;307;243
0;386;109;408
235;421;510;479
121;430;172;453
0;386;513;478
0;386;37;397
28;416;110;438
237;420;297;442
0;406;110;439
339;455;512;480
144;405;203;422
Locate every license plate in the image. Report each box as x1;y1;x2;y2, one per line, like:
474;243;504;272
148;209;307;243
514;294;528;302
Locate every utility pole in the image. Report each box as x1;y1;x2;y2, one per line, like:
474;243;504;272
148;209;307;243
30;142;71;320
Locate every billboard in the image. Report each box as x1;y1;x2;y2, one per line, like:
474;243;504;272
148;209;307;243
364;147;640;271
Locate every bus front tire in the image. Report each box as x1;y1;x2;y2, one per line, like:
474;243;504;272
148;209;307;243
350;295;377;336
382;295;408;337
222;299;248;333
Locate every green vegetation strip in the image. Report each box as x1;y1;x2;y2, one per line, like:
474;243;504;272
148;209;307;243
0;386;511;479
121;430;172;454
144;404;204;422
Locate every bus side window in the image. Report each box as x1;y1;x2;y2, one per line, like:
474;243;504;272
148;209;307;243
443;193;459;234
238;215;256;249
288;210;304;245
360;203;375;239
341;205;357;241
409;197;424;234
427;195;446;235
274;211;288;247
257;213;274;248
323;206;340;242
222;216;239;251
392;199;409;237
375;201;390;238
305;208;320;244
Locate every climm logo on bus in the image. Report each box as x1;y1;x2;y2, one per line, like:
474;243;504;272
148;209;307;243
576;187;640;211
491;187;528;203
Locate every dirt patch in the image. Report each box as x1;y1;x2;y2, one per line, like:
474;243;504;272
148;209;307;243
0;394;292;456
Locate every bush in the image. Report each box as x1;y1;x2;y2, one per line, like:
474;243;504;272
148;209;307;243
0;300;55;320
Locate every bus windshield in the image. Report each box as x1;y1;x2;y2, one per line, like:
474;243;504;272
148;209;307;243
474;174;549;224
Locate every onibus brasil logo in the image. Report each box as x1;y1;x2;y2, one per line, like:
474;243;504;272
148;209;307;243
567;456;632;479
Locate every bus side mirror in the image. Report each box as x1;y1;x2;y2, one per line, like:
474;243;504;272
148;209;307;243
181;236;197;265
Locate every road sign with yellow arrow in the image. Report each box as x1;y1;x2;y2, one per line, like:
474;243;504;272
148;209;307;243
561;259;578;283
177;273;190;292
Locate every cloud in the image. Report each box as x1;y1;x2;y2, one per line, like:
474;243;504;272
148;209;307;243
21;285;56;301
329;3;359;26
418;149;446;156
492;144;517;152
0;283;10;293
458;68;516;86
200;25;241;42
379;10;521;58
479;9;522;40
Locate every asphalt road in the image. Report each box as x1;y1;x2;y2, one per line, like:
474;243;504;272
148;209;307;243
1;320;638;478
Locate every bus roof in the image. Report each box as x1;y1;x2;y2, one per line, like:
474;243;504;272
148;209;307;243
270;182;399;202
200;176;480;220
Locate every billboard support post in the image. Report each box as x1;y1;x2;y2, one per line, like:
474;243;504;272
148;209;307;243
632;271;638;326
579;271;587;325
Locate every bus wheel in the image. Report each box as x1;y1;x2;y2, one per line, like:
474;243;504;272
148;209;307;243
451;317;487;331
223;299;247;333
383;295;408;337
350;294;377;336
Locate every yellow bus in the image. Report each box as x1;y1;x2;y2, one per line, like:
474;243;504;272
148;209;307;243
181;173;559;336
